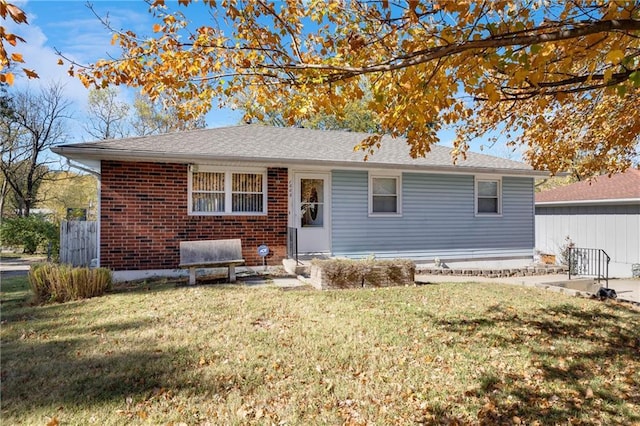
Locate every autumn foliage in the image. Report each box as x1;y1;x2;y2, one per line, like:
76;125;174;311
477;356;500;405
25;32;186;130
0;1;38;84
52;2;640;175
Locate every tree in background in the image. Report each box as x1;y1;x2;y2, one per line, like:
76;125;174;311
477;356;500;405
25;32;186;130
302;99;380;134
0;83;71;217
535;175;579;193
239;79;380;133
0;214;58;254
85;87;130;140
0;82;15;217
131;93;206;136
241;94;381;133
64;1;639;176
85;89;206;138
37;171;98;223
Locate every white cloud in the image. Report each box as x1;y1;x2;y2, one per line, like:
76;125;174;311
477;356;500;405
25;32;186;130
5;0;253;143
44;6;154;64
4;1;154;141
6;4;108;100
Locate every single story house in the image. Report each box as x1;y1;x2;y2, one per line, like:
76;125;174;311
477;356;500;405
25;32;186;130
53;125;548;279
535;168;640;278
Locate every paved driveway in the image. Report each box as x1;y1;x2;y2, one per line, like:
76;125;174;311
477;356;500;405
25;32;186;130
415;273;640;304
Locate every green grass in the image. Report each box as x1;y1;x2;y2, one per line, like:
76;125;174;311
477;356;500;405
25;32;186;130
1;276;639;425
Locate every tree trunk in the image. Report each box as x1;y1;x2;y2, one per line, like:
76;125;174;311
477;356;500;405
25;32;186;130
0;178;6;218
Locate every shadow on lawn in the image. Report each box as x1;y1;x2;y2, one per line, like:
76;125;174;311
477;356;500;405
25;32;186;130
427;302;640;425
2;333;165;404
109;277;187;294
1;317;214;419
108;276;244;295
1;282;212;419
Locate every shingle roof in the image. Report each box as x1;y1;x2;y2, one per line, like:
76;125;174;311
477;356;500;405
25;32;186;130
53;124;544;175
536;168;640;204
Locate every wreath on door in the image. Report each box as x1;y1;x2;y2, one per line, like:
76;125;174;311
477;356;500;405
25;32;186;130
309;187;319;220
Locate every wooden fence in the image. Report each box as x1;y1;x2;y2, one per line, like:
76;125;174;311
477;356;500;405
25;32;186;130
59;220;97;267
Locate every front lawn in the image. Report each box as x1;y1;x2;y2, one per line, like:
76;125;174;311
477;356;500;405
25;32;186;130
1;276;638;425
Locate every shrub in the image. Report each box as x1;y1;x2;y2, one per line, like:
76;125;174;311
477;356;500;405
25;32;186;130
310;258;415;290
0;214;59;255
559;235;577;269
28;263;112;304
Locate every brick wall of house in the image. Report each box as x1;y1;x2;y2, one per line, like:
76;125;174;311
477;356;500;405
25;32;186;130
100;161;288;270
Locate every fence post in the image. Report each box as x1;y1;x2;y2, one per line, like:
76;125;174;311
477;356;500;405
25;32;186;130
597;249;601;285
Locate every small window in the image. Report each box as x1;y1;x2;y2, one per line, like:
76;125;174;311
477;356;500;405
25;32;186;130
369;174;401;215
476;178;501;215
189;168;267;215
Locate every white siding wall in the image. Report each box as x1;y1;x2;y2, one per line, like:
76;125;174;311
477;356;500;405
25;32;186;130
535;204;640;277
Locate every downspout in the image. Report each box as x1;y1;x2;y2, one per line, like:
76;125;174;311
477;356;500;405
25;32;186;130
66;159;102;268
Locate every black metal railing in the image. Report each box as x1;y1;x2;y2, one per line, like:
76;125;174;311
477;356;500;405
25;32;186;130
568;247;610;287
287;227;298;264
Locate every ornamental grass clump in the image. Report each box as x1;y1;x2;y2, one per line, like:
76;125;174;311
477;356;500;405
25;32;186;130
28;263;112;303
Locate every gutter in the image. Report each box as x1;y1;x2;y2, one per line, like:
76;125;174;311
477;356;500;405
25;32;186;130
536;198;640;207
65;159;101;177
52;146;550;178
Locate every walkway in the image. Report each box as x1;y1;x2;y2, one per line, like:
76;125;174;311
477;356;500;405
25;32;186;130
0;256;43;279
414;273;640;304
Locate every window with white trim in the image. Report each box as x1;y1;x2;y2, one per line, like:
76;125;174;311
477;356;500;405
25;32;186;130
369;173;401;215
475;178;501;215
189;168;267;215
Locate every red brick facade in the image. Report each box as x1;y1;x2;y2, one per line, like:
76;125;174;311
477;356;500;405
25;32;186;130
100;161;288;270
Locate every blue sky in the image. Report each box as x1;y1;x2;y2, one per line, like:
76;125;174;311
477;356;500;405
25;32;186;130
8;0;522;160
9;0;243;142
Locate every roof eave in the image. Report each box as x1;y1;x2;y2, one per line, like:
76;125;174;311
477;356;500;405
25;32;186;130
536;198;640;206
52;146;549;178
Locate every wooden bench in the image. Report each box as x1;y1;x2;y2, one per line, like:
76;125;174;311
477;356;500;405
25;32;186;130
179;239;245;285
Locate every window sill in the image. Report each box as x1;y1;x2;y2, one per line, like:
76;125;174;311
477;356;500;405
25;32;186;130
474;213;503;218
189;212;268;217
368;212;403;218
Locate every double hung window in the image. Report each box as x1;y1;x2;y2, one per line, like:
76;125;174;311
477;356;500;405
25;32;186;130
369;174;401;215
475;178;501;215
190;167;266;215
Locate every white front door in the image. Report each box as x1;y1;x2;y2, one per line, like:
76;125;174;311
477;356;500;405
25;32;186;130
295;173;330;253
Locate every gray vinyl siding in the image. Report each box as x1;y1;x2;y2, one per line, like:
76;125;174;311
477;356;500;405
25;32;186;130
535;203;640;277
331;170;534;258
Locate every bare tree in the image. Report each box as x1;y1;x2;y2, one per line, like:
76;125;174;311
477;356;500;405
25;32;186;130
85;87;130;140
0;83;72;217
0;83;16;217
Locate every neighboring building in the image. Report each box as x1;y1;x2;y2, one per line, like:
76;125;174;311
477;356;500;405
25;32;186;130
52;125;547;279
535;169;640;278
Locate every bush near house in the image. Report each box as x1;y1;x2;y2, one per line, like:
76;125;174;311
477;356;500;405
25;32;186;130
28;263;112;303
310;258;415;289
0;214;59;255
